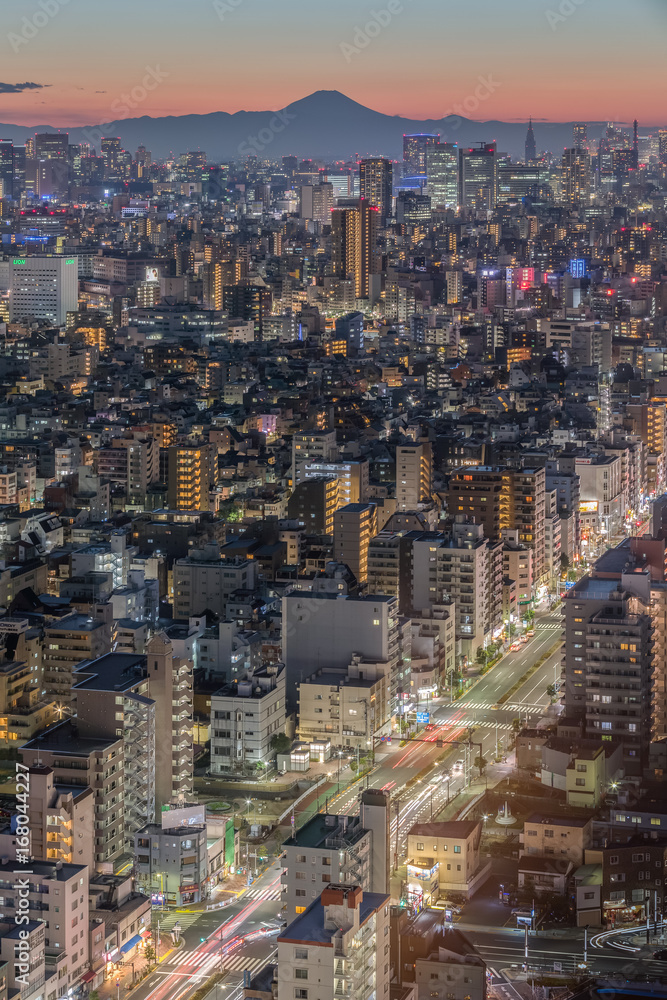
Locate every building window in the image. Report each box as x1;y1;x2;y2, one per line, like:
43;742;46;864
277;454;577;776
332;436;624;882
295;970;308;980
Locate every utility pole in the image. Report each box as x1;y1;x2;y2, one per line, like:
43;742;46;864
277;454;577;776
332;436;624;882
394;798;400;871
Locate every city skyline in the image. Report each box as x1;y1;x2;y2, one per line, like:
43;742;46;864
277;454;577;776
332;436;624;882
0;0;664;127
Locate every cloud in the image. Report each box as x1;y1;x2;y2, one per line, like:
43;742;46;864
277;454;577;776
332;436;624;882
0;81;50;94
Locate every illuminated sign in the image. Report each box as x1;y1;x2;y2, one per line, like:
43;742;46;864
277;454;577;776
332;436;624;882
65;258;75;264
12;259;26;265
146;266;159;283
580;501;599;513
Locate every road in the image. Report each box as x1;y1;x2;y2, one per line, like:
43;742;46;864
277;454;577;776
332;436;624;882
120;610;575;1000
330;610;564;858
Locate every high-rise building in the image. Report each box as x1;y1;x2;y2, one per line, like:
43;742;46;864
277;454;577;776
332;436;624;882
426;142;458;208
9;255;79;325
403;133;439;177
281;790;389;917
331;200;380;299
292;429;338;484
563;578;652;769
222;282;271;339
334;502;378;584
300;182;333;223
562;147;591;205
167;444;211;511
0;140;13;200
145;632;194;811
287;475;339;534
573;122;588;148
276;883;390;1000
458;143;497;209
396;441;433;510
359;157;393;224
525;117;537;162
34;132;69;159
101;136;122;176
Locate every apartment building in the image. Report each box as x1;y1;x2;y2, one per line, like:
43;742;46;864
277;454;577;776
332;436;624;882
167;443;212;511
0;657;57;746
297;667;388;748
277;883;391;1000
396;441;433;511
502;532;533;604
210;664;285;776
287;476;339;534
42;613;111;707
411;523;492;657
406;820;487;899
393;915;487;1000
134;821;208;905
24;765;94;870
89;873;151;978
563;577;652;768
21;722;125;865
282;593;407;714
72;652;157;838
522;814;592;866
291;429;338;485
96;432;160;499
172;544;256;618
281;791;389;918
0;859;89;990
146;632;194;812
334;502;378;585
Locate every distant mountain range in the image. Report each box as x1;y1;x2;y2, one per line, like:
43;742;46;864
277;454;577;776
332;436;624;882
0;91;651;162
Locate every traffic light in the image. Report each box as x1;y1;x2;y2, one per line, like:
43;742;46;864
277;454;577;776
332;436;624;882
200;937;205;943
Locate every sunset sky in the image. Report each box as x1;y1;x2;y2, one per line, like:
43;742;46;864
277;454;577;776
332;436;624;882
0;0;664;127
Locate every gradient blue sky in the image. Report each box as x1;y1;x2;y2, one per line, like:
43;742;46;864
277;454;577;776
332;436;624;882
1;0;664;126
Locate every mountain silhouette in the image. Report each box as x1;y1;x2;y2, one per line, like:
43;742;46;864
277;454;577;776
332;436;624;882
0;90;646;161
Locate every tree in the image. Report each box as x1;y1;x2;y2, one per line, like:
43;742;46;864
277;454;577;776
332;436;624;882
270;732;291;755
546;683;557;703
511;717;522;733
143;945;156;967
560;553;570;576
474;755;488;774
475;646;486;665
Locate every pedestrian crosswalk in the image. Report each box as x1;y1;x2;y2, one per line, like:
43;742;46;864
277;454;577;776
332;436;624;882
223;951;276;977
242;886;282;902
163;944;277;980
538;622;563;631
455;700;545;714
157;910;203;933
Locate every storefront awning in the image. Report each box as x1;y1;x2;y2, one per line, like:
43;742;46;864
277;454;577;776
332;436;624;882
120;934;142;954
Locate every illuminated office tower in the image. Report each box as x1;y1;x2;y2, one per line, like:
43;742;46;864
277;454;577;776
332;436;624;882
403;133;439;177
184;150;207;181
35;132;68;159
659;130;667;165
0;141;13;200
458;143;497;209
331;200;380;299
562;147;591;205
360;157;393;224
427;143;458;207
573;122;588;148
101;136;122;176
525;117;537;162
9;255;78;325
167;444;211;511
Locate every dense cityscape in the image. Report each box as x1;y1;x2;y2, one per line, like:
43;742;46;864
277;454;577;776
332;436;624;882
1;27;667;1000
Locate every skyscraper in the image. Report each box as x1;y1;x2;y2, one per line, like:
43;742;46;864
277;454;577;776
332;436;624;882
359;157;393;224
458;143;497;209
34;132;69;159
573;122;588;148
0;140;13;200
562;147;591;205
403;133;439;178
426;143;458;208
525;117;537;162
331;200;380;299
